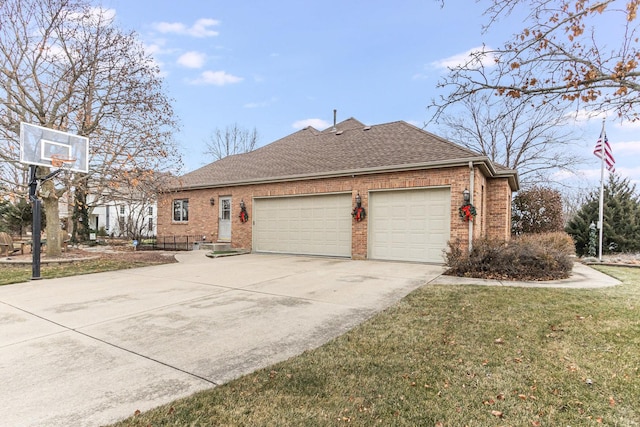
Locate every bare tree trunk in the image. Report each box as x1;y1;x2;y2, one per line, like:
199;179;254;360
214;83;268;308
71;185;89;243
41;179;62;257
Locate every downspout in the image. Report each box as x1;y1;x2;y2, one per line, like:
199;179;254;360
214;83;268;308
468;161;474;252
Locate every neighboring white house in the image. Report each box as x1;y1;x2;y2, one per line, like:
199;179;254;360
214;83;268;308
89;199;157;239
59;169;170;240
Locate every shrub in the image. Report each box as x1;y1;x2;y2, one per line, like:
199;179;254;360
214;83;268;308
512;186;564;235
445;232;575;281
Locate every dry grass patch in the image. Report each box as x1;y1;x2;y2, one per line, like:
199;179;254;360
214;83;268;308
113;266;640;426
0;250;177;285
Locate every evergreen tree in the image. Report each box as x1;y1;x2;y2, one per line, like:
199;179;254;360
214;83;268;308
0;198;44;235
566;174;640;256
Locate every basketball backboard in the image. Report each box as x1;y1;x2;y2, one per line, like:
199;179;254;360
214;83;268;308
20;122;89;173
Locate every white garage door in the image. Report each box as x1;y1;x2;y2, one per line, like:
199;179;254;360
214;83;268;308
253;194;352;257
369;188;451;263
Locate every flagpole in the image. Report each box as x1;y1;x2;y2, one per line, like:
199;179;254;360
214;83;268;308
598;118;605;262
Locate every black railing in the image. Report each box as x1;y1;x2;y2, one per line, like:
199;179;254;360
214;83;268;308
143;235;206;251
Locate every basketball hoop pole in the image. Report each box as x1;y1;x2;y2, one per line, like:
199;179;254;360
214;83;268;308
28;165;42;280
19;124;88;280
28;165;65;280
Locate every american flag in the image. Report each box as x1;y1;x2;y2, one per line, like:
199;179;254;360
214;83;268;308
594;132;615;172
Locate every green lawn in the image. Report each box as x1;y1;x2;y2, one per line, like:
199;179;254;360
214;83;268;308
0;258;170;286
109;265;638;426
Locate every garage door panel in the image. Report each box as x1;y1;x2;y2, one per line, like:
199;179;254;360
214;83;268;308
369;188;450;263
254;194;351;257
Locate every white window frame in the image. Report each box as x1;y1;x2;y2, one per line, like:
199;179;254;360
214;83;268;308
173;199;189;222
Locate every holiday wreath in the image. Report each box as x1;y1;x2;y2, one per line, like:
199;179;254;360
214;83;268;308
352;206;366;222
459;203;477;221
239;206;249;223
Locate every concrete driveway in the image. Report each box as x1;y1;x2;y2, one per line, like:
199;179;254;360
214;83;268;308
0;252;445;427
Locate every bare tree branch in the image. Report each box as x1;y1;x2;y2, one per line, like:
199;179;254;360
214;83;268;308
431;0;640;121
436;93;584;187
204;123;259;161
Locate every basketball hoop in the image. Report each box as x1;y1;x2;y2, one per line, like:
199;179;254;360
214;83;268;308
50;154;76;168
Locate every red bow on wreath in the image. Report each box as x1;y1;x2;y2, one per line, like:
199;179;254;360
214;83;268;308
459;203;477;221
239;208;249;223
352;206;366;222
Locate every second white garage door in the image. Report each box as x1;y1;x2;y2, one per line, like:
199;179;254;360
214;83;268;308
253;194;352;257
369;188;451;263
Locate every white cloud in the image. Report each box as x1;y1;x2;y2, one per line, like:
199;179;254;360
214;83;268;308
431;45;496;70
565;109;605;124
292;119;331;130
154;22;184;33
144;42;163;56
190;19;220;37
91;7;116;22
188;70;242;85
177;51;206;68
143;39;183;59
612;140;640;155
153;18;220;37
565;110;640;130
614;119;640;129
549;169;581;182
68;6;115;24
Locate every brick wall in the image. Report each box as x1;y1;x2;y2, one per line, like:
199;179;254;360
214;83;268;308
485;178;512;241
157;166;513;258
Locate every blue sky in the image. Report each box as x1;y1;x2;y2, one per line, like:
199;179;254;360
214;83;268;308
103;0;639;189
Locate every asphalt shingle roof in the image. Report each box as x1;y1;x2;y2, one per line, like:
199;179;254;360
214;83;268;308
175;118;518;190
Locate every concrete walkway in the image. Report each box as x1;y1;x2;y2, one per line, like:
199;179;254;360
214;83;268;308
0;252;620;426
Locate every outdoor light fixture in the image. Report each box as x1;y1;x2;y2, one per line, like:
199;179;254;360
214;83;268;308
355;193;362;207
209;197;215;206
462;188;470;203
240;199;245;209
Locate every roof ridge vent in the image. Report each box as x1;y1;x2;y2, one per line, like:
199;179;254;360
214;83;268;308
363;126;371;131
335;130;344;135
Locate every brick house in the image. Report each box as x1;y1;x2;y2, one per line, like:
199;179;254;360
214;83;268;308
158;118;519;263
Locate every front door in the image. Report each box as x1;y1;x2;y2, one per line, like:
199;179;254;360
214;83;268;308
218;196;232;241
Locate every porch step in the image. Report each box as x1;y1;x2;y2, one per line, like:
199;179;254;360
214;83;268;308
201;242;231;251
